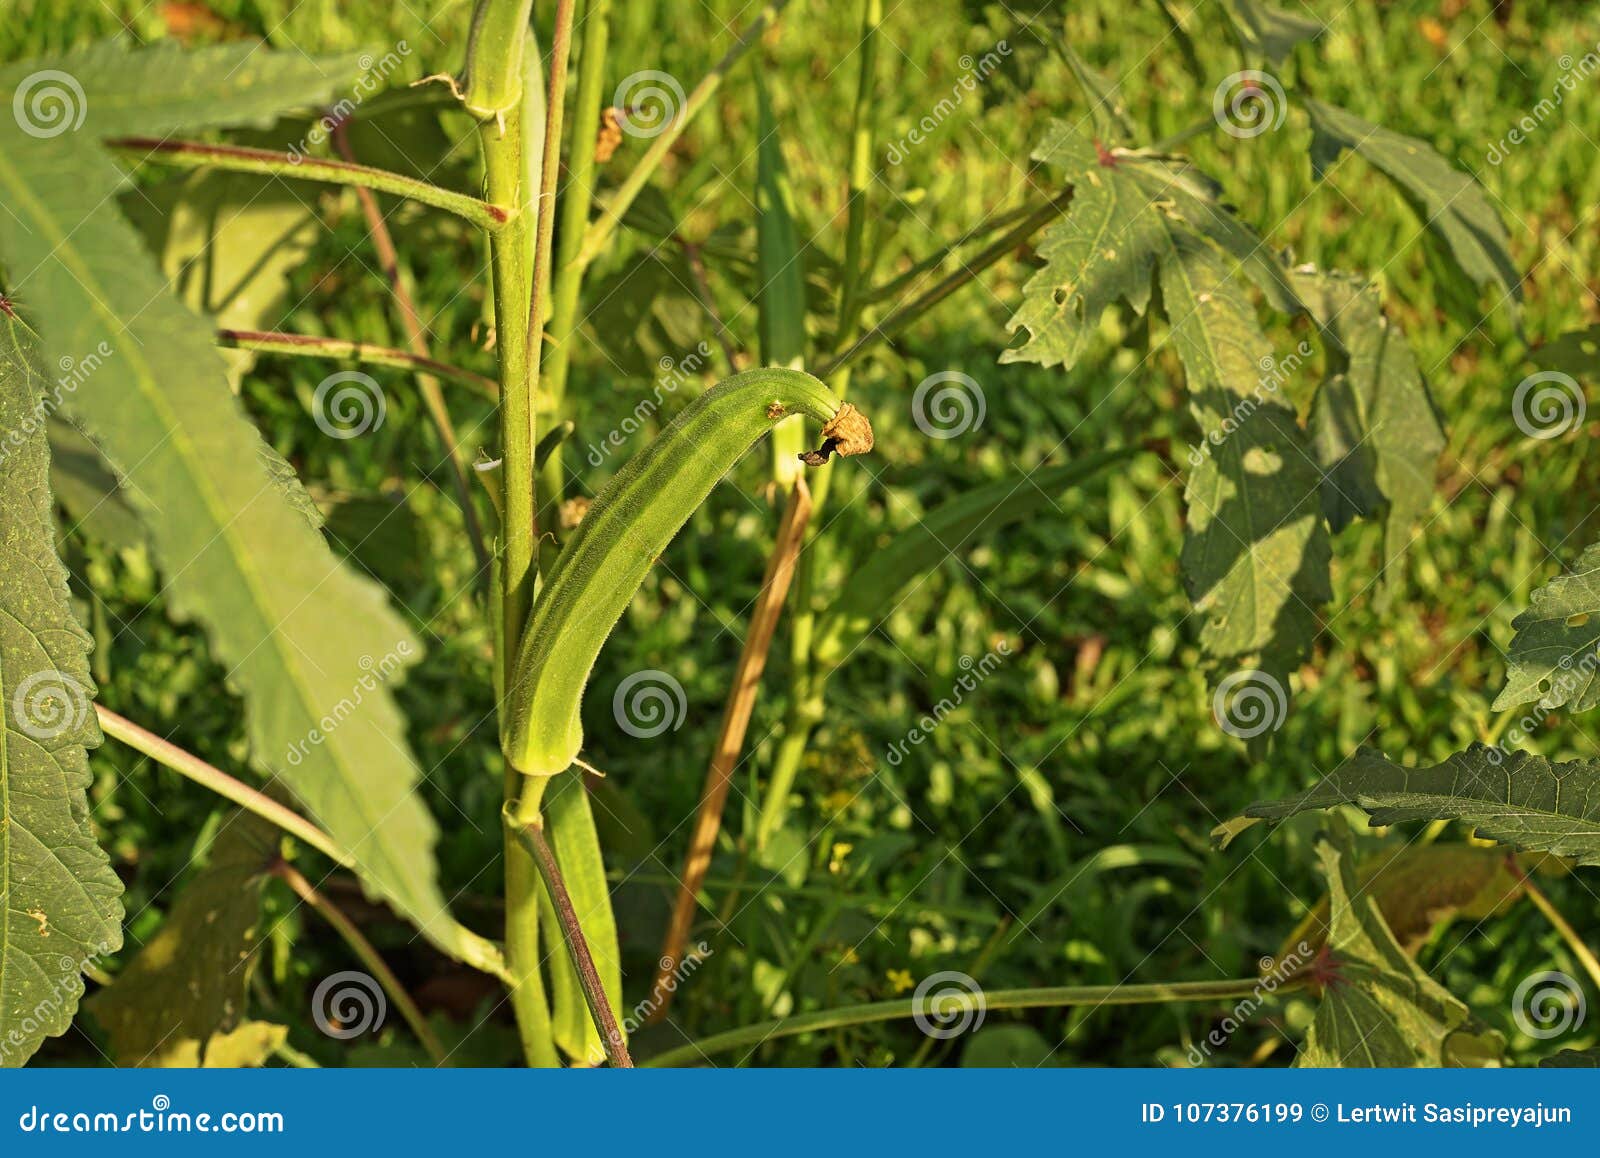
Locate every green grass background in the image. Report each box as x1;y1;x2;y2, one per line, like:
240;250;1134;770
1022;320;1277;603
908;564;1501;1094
14;0;1600;1066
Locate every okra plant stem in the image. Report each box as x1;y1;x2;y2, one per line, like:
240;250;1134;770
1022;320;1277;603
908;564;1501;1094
216;329;499;397
509;814;634;1067
94;706;351;868
646;976;1309;1066
465;0;551;1066
107;137;509;233
539;0;613;525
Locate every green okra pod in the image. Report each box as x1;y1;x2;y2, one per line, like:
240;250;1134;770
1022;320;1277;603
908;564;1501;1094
504;367;872;776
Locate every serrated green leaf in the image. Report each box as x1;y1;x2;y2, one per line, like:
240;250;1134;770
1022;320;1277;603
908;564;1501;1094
1493;539;1600;714
1225;743;1600;867
0;45;502;979
1166;242;1329;666
0;312;123;1068
1294;267;1444;581
1003;123;1300;371
813;450;1133;671
0;40;362;138
1221;0;1322;64
86;813;273;1067
1001;125;1326;668
1304;99;1519;316
1295;825;1501;1067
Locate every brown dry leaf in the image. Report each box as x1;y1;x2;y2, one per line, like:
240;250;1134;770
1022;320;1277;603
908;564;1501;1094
1280;843;1551;959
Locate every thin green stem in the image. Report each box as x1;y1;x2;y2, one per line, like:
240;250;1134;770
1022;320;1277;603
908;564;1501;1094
465;0;553;1068
508;811;634;1067
863;200;1044;306
517;0;577;528
817;191;1071;378
271;859;450;1067
107;138;509;234
482;105;536;696
577;0;792;266
833;0;881;342
95;706;350;868
217;329;499;397
647;976;1308;1067
539;0;612;524
331;120;491;576
1509;858;1600;993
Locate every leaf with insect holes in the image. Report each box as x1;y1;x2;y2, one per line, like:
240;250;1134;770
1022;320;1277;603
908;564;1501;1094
1294;824;1501;1067
1303;99;1519;317
0;312;123;1068
1220;743;1600;867
1294;267;1444;583
1004;124;1326;671
86;813;274;1067
1493;539;1600;714
1166;242;1330;670
1002;123;1301;371
0;43;504;981
1220;0;1323;64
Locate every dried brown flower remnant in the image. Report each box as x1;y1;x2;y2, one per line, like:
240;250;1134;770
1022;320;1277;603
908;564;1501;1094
765;402;787;418
595;108;623;164
798;402;874;465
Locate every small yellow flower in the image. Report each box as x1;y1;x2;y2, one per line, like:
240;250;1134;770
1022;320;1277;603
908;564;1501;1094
828;841;853;875
886;968;915;994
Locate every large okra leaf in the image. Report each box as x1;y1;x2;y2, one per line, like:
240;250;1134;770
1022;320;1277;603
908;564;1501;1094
0;43;502;978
